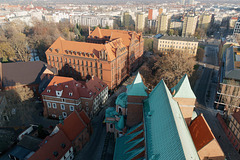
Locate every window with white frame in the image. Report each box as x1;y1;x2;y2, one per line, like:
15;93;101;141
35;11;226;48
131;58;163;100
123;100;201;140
61;104;65;110
47;102;51;108
69;105;74;111
52;103;57;109
62;112;67;118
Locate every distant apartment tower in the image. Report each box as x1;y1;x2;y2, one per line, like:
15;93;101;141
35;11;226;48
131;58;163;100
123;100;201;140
233;18;240;34
229;17;238;29
182;14;198;37
170;20;183;30
180;0;185;5
148;9;158;28
188;0;194;5
70;15;114;29
135;12;146;31
122;12;135;28
198;13;212;30
157;14;168;34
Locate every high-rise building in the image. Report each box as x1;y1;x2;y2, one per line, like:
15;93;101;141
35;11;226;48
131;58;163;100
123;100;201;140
198;13;212;30
157;14;168;34
182;14;198;37
233;18;240;34
180;0;185;5
135;12;147;31
188;0;194;5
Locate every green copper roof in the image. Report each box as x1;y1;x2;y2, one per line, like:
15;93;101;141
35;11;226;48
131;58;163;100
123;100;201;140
115;92;128;108
116;116;125;130
144;80;199;160
114;129;145;160
127;72;148;97
105;107;118;118
171;74;196;99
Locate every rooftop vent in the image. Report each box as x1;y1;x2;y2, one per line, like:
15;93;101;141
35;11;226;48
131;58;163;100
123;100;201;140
53;151;58;157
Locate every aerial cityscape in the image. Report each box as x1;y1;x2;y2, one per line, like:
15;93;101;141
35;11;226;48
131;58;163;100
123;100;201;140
0;0;240;160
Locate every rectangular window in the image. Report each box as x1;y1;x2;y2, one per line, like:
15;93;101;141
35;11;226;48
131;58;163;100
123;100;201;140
47;102;51;108
52;103;57;109
61;104;65;110
69;105;74;111
69;59;71;63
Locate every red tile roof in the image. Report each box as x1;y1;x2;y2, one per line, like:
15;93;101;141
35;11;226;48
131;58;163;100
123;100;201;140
46;36;126;61
41;76;108;100
148;9;153;20
41;76;92;99
85;75;107;99
189;114;215;151
79;110;91;125
88;27;142;48
58;111;87;141
28;130;71;160
232;111;240;124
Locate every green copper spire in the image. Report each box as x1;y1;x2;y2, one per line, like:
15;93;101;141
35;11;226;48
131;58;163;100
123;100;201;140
126;72;148;97
171;74;196;99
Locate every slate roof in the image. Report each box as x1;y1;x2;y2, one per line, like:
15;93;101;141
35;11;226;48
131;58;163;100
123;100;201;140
17;135;42;152
9;145;32;160
126;72;148;97
58;110;87;141
189;114;215;151
28;130;71;160
224;46;240;80
171;74;196;99
1;61;48;88
154;34;198;42
143;80;199;160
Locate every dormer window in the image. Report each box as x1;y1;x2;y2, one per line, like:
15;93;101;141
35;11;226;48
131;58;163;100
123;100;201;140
69;92;73;96
65;85;68;88
56;90;63;97
56;49;59;53
89;92;92;95
47;90;51;93
76;84;79;87
50;48;53;52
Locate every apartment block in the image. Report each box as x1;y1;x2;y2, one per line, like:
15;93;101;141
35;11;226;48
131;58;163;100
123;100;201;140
157;14;169;34
41;76;108;119
182;14;198;37
70;15;114;29
153;34;198;55
198;13;212;30
135;12;147;32
228;111;240;152
233;18;240;34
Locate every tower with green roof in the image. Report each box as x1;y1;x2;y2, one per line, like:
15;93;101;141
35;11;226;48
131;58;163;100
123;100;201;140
126;72;148;127
171;74;196;125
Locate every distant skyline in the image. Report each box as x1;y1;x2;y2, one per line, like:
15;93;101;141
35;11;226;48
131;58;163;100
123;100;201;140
0;0;240;4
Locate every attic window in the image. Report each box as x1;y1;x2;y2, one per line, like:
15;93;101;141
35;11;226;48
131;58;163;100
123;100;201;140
89;92;92;95
96;87;100;91
47;90;51;93
69;92;73;96
50;48;53;52
56;49;59;53
61;143;66;148
65;85;68;88
53;151;58;157
70;50;73;54
76;84;79;87
66;50;69;53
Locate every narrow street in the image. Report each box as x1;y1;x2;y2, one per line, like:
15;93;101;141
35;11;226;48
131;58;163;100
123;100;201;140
195;45;240;160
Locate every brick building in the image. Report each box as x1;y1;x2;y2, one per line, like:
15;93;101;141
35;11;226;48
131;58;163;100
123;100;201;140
228;111;240;153
105;73;225;159
0;61;57;94
41;75;108;119
28;130;74;160
87;27;144;74
45;36;128;90
52;110;91;152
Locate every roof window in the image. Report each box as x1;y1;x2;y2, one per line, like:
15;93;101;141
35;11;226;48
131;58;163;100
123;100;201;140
53;151;58;157
47;90;51;93
69;92;73;96
65;85;68;88
61;143;66;148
